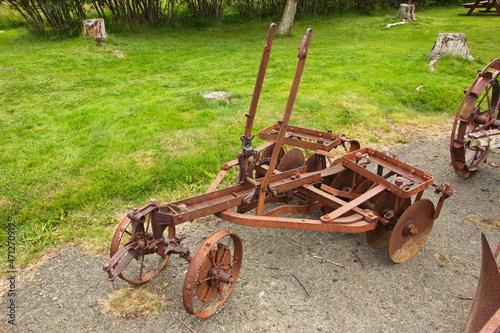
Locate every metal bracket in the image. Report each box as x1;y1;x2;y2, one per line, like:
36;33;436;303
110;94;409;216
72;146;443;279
237;135;261;184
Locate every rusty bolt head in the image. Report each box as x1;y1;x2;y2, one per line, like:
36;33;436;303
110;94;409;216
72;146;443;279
403;222;418;236
383;210;395;220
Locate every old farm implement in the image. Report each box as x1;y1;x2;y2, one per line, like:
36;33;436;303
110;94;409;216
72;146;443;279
450;58;500;178
103;24;452;318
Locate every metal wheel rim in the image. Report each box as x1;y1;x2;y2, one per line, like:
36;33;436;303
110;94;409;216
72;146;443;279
450;58;500;178
183;230;243;319
110;214;171;285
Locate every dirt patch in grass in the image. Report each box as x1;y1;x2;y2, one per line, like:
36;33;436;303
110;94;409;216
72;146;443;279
100;285;166;319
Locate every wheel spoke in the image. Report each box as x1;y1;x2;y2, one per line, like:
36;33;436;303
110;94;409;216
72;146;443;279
195;276;211;286
139;255;145;278
201;284;215;302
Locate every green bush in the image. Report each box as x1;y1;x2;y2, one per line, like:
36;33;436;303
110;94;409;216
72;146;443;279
1;0;465;36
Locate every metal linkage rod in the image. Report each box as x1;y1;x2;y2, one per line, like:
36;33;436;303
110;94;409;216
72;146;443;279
244;23;277;138
238;23;277;184
256;28;313;215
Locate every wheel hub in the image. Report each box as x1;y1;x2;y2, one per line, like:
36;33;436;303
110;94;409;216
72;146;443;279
209;263;233;285
402;222;419;236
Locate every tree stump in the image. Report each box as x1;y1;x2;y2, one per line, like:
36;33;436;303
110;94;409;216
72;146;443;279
394;3;416;22
83;18;106;45
428;33;474;69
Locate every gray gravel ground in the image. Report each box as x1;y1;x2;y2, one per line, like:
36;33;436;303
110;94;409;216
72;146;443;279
2;135;499;333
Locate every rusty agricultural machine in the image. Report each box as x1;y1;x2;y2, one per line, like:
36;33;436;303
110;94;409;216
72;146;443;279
103;24;452;318
450;58;500;178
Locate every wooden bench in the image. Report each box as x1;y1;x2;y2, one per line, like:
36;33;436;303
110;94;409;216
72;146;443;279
461;0;500;15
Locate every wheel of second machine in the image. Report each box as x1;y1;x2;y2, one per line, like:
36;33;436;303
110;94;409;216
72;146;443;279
183;230;243;318
388;199;435;263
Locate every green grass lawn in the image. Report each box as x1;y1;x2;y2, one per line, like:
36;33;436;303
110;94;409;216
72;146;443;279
1;6;499;269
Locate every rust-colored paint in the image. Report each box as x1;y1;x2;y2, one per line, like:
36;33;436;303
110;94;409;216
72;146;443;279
464;234;500;333
450;58;500;178
102;25;453;319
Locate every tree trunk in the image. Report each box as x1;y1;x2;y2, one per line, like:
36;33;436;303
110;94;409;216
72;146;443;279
278;0;298;35
83;18;107;45
394;3;416;22
428;33;474;69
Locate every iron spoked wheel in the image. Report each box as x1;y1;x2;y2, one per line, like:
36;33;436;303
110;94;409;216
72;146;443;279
110;214;174;285
183;230;243;319
450;58;500;178
388;199;435;263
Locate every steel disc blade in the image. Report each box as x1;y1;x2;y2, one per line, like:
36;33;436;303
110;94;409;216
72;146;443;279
366;224;393;249
389;199;435;263
277;148;305;171
330;169;354;192
367;193;411;248
261;144;285;160
305;153;326;172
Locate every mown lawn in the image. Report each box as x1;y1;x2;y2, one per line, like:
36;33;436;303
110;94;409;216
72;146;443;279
1;6;499;269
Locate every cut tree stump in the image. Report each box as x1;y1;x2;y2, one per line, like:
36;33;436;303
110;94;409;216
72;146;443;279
428;33;474;69
394;3;416;22
386;3;416;27
83;18;106;45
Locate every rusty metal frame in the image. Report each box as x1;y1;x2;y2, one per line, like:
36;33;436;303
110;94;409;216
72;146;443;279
103;23;453;319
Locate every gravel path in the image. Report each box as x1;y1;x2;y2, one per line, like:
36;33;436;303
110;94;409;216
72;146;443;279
2;136;499;333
